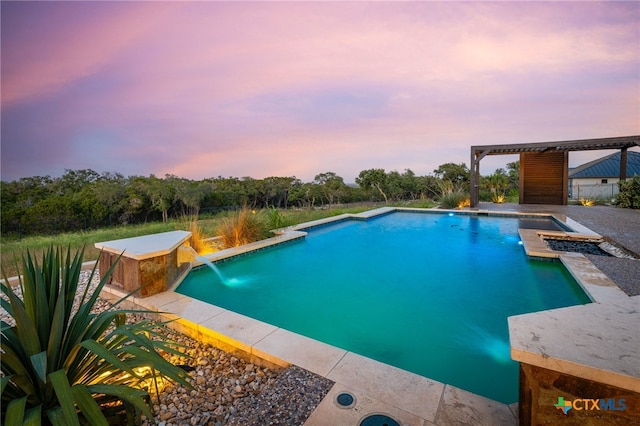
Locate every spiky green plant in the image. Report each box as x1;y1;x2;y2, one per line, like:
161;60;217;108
0;246;192;425
266;207;287;230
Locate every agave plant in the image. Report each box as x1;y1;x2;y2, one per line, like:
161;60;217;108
0;246;192;425
579;197;596;207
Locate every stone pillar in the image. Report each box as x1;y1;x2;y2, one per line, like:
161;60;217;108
518;363;639;425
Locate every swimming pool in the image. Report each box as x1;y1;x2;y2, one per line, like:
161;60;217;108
176;211;590;403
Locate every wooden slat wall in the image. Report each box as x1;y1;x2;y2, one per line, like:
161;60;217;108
519;152;568;205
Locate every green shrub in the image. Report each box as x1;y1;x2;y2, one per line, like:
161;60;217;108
616;175;640;209
506;189;519;203
266;207;287;230
1;246;192;425
478;189;493;202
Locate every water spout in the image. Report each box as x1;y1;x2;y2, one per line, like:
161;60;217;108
179;244;245;287
195;255;228;283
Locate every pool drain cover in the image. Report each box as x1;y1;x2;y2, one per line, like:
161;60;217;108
335;392;355;408
360;414;400;426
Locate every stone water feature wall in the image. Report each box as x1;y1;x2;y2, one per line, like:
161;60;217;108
99;249;183;297
96;230;192;298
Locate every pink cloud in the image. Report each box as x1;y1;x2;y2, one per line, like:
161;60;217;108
1;2;181;107
1;1;638;182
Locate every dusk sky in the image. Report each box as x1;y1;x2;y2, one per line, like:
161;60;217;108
2;1;639;183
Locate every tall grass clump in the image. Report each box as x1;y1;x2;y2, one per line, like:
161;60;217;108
189;221;217;255
1;246;192;425
178;215;217;255
217;208;269;248
437;180;470;209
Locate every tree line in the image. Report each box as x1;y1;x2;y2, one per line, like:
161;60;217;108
1;162;519;237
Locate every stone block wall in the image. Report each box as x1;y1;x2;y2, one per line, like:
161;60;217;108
99;248;182;298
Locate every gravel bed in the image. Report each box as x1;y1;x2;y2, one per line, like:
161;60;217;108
1;271;334;425
544;238;613;256
583;255;640;297
227;366;334;426
141;334;332;426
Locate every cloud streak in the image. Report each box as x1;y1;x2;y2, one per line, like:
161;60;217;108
2;1;638;182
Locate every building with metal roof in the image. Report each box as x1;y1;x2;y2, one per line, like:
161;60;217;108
568;151;640;201
569;151;640;179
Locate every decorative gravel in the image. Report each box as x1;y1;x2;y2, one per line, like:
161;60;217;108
141;331;333;426
1;271;334;426
544;238;613;256
226;366;334;426
583;255;640;297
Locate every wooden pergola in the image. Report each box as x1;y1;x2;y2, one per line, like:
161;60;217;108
470;135;640;207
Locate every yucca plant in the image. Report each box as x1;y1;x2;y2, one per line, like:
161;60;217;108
0;246;192;425
491;193;506;203
579;197;595;207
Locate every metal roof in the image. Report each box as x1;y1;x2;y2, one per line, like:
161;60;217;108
569;151;640;179
471;135;640;156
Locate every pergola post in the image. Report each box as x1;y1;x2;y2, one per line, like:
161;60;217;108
470;149;478;207
470;148;487;208
620;148;628;181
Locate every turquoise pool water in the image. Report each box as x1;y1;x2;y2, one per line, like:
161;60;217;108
176;211;590;403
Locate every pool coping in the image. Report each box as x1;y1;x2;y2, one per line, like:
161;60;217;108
94;230;192;260
98;207;637;425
